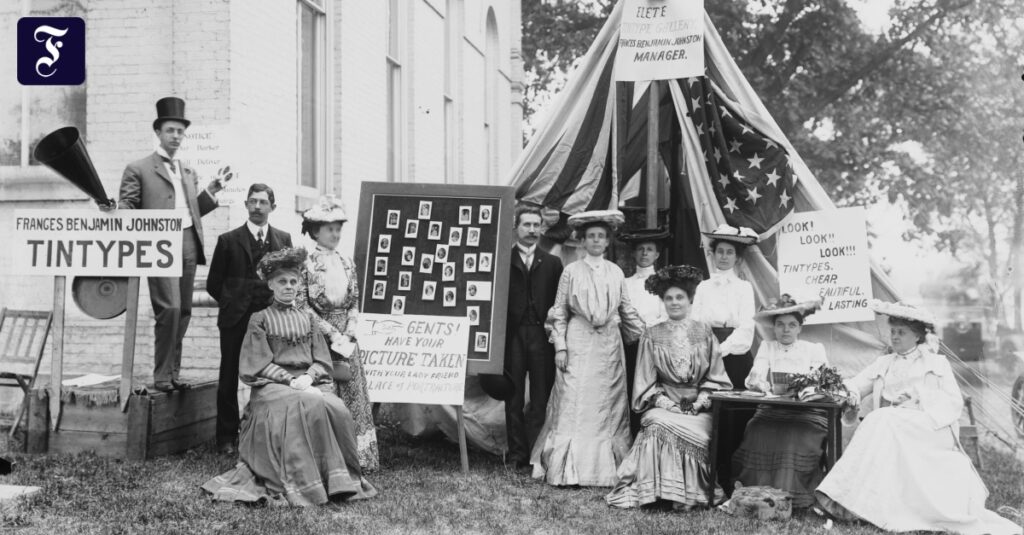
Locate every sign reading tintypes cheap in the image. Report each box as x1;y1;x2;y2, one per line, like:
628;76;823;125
616;0;704;81
777;207;874;325
356;313;470;405
11;209;184;277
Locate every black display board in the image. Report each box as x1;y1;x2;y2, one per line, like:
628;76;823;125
354;182;515;375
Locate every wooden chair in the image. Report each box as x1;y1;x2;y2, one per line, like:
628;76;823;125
0;309;53;439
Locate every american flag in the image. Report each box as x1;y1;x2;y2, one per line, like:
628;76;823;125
681;77;795;233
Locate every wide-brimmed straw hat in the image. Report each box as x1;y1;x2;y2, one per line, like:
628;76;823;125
302;195;348;223
620;227;671;246
701;223;758;245
869;299;936;329
755;294;821;323
567;209;625;230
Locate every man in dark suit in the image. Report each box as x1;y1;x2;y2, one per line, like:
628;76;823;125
206;183;292;453
113;97;228;392
505;206;563;469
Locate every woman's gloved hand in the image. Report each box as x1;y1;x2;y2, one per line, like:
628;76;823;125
290;374;314;391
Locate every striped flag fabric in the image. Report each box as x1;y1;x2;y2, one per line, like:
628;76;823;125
681;77;795;233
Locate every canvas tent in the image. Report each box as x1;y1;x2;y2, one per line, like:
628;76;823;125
394;1;1022;453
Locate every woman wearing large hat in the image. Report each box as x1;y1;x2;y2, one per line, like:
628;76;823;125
731;295;829;508
690;223;759;389
815;300;1020;534
606;265;732;509
202;248;377;506
530;209;646;487
297;196;379;471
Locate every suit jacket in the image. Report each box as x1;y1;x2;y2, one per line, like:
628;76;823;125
507;245;563;329
206;224;293;329
118;152;219;264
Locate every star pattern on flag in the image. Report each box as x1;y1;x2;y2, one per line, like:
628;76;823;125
682;78;796;233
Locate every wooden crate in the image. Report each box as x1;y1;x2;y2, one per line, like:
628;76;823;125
26;380;216;460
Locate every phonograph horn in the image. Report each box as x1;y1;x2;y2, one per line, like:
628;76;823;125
33;126;115;208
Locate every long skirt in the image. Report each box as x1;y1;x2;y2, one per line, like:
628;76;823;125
202;383;377;507
530;316;631;487
323;313;380;472
605;409;725;508
732;407;827;508
816;407;1020;535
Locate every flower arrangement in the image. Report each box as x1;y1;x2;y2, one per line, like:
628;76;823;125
788;365;855;408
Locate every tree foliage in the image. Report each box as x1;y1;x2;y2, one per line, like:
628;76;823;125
521;0;1024;323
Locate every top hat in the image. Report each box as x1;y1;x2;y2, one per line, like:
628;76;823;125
153;97;191;130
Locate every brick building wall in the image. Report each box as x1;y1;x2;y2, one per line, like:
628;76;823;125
0;0;523;413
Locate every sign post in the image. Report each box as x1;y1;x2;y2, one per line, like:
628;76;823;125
12;209;185;419
354;182;515;473
777;207;874;325
616;0;706;230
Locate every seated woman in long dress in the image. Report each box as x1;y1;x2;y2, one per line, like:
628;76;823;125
531;209;645;487
816;300;1020;535
606;265;732;509
203;248;377;507
731;295;827;508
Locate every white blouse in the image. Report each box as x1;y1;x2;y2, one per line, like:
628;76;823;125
745;339;828;391
845;344;964;429
690;269;755;356
624;265;668;326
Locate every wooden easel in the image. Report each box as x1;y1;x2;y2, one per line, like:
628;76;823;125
48;276;141;430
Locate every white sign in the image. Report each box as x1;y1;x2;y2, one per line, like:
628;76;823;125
615;0;705;81
777;207;873;325
171;124;249;207
356;313;469;405
11;209;184;276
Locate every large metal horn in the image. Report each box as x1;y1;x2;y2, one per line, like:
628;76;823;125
33;126;115;208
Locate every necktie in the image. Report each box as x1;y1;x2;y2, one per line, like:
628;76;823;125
167;159;177;175
257;228;265;250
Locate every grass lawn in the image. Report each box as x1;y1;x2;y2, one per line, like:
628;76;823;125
0;422;1021;535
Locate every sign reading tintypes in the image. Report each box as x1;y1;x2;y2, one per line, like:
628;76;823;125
356;313;469;405
12;209;183;276
777;207;873;325
615;0;704;81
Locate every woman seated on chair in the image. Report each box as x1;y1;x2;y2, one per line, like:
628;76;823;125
731;295;827;508
815;300;1019;535
606;265;732;510
202;247;376;507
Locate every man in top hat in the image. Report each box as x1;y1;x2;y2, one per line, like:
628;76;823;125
114;96;230;392
504;205;563;469
620;229;669;435
206;183;292;454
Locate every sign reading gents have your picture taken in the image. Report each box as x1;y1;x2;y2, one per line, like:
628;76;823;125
353;182;515;405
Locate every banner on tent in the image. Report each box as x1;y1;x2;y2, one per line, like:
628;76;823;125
11;209;184;276
777;207;873;325
356;313;469;405
615;0;704;81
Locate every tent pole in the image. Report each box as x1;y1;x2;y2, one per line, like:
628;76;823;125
646;81;660;228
